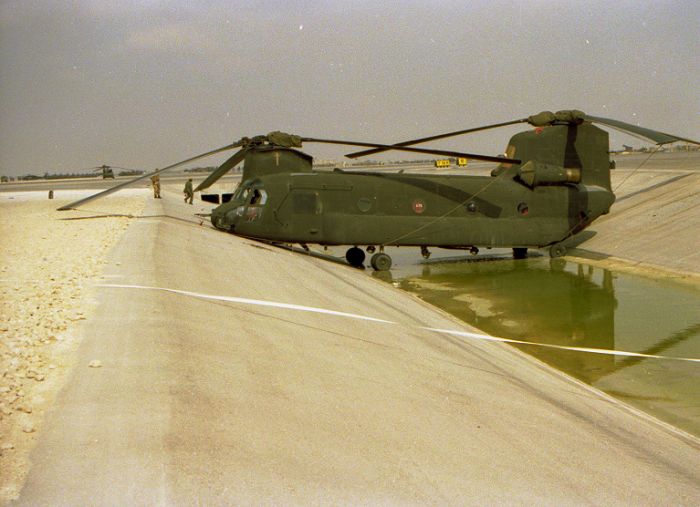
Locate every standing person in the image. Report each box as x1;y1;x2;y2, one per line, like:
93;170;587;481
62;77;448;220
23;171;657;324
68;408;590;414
150;173;161;199
183;178;194;204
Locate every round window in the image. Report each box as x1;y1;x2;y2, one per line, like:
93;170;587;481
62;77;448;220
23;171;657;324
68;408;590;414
357;197;373;212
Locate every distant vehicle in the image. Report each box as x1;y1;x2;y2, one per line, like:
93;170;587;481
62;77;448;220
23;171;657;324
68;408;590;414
434;159;450;168
457;157;468;167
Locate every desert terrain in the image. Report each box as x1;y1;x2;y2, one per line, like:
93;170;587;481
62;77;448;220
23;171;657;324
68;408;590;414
1;153;699;504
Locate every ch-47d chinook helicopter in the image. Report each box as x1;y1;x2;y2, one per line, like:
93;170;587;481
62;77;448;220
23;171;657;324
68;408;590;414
59;109;699;271
87;165;143;179
92;165;115;179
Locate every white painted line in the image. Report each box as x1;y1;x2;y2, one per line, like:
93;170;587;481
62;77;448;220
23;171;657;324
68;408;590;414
423;328;700;364
99;283;700;364
98;283;395;324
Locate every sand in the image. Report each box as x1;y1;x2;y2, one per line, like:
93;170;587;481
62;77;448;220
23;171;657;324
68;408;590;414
0;191;145;502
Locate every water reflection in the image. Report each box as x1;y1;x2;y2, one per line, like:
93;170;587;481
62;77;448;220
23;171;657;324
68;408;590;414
391;255;700;436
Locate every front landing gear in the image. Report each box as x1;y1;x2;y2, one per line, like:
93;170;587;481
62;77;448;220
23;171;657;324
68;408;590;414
549;243;567;258
346;246;393;271
345;247;365;268
370;252;392;271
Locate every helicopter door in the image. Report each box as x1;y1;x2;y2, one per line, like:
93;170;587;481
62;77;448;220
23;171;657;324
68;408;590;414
287;189;323;238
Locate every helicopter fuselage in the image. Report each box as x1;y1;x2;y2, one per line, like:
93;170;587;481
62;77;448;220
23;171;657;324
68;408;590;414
211;170;614;250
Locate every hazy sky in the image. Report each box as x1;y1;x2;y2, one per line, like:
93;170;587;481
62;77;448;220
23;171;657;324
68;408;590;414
1;0;698;176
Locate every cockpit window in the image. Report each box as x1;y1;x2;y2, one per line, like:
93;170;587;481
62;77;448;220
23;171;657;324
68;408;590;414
233;186;251;201
250;188;267;205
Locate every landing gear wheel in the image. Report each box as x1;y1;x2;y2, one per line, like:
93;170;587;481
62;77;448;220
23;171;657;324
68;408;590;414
513;247;528;259
370;252;392;271
549;244;567;258
346;247;366;267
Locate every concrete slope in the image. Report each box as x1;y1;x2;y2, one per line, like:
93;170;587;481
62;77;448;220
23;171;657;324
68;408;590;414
575;171;700;274
17;193;700;505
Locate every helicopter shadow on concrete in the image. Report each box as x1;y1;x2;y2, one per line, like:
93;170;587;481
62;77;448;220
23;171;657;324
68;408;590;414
265;242;352;268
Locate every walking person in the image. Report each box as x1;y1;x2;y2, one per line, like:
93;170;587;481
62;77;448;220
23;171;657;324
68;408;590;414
183;178;194;204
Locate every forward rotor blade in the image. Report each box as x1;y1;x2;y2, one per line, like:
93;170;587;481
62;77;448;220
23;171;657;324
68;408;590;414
57;142;240;211
303;137;520;164
194;147;248;193
584;115;700;146
344;119;529;159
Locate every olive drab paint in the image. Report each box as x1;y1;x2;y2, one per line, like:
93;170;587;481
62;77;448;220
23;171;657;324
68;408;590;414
211;116;621;263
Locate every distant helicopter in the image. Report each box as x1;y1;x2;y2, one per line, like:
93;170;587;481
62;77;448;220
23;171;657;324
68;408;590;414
60;110;699;271
87;165;143;179
92;165;115;179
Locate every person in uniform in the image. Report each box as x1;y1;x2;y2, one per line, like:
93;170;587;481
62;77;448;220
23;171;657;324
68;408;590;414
150;174;161;198
183;178;194;204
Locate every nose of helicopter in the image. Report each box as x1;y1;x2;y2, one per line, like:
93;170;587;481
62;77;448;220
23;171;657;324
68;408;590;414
210;202;243;231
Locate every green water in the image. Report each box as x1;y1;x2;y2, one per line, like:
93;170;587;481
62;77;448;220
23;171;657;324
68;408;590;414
388;254;700;436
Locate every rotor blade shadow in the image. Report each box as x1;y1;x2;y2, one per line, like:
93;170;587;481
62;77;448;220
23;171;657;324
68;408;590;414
57;213;214;228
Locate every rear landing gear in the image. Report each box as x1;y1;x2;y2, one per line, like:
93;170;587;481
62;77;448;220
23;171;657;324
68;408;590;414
370;252;392;271
345;247;366;267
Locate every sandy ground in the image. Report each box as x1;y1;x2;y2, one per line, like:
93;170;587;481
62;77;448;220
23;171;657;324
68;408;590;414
0;190;144;502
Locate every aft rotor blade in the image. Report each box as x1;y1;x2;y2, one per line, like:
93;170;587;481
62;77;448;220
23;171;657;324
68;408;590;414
194;147;248;193
57;142;240;211
344;119;529;159
584;115;700;146
303;137;520;164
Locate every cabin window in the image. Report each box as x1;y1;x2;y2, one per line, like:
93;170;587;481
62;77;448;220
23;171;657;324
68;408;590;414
292;191;321;214
357;197;373;212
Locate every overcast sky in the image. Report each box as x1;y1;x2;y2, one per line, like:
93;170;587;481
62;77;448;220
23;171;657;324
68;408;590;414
1;0;698;176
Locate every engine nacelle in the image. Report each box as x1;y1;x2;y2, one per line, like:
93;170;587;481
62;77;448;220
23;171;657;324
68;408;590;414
518;160;581;187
